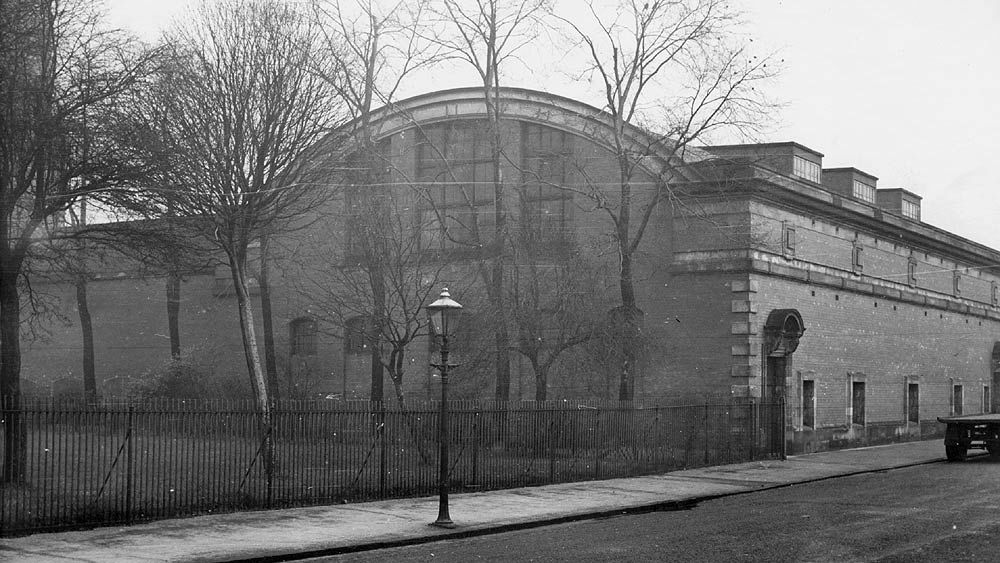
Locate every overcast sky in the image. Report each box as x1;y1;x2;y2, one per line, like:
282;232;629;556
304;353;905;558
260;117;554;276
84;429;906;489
105;0;1000;249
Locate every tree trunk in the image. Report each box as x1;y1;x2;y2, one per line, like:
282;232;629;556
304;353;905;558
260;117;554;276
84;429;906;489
166;270;181;359
492;262;510;402
230;256;274;494
369;328;385;404
617;148;640;401
76;277;97;403
0;267;26;484
388;355;433;465
259;236;280;402
232;263;270;410
488;77;510;403
618;246;638;401
619;306;640;401
369;264;386;404
534;361;547;402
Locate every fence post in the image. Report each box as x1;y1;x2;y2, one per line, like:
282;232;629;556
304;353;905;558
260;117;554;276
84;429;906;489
125;405;134;524
378;404;386;498
266;409;274;510
548;415;556;483
471;411;480;487
594;410;601;479
703;403;709;465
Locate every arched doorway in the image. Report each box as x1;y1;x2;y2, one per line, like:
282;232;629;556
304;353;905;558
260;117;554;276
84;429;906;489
762;309;805;456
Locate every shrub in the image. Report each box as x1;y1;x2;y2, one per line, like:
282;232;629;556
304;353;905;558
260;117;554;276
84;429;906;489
131;345;251;400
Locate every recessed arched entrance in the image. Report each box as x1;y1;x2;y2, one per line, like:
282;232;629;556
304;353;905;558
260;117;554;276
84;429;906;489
762;309;805;456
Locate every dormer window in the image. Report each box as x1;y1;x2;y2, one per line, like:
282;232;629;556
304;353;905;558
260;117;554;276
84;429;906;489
901;199;920;220
852;180;876;203
793;156;821;183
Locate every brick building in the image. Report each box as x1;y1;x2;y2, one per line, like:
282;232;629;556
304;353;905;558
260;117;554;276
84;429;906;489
21;88;1000;453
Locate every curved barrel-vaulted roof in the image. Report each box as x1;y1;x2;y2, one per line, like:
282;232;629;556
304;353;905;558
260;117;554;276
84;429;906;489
327;87;712;182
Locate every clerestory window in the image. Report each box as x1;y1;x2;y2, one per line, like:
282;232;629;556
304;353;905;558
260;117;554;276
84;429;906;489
520;123;573;250
415;121;496;252
344;140;392;259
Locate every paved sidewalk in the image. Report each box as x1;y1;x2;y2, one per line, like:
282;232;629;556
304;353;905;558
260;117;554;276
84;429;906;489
0;439;960;562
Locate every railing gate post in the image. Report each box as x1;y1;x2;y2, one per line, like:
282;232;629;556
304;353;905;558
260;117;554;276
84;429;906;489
125;405;134;524
704;403;710;465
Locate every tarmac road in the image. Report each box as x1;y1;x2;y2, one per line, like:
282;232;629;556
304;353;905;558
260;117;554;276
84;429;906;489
313;455;1000;562
0;439;968;562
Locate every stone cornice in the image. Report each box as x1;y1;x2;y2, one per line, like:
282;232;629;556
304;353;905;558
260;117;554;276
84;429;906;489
677;163;1000;267
671;249;1000;321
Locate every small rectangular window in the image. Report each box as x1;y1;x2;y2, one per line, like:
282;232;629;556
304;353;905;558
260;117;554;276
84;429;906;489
290;318;318;356
852;243;864;273
852;381;866;425
345;316;374;355
802;380;815;428
953;384;964;416
953;272;962;297
782;222;796;257
907;258;918;287
907;383;919;423
992;281;998;307
984;386;991;414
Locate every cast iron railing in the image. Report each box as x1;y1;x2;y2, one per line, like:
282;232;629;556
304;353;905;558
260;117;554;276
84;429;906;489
0;397;783;536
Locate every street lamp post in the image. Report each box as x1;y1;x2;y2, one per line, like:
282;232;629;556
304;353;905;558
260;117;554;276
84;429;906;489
426;288;463;528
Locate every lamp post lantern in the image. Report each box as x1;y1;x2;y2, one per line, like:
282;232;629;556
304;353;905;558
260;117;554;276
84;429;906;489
426;288;463;528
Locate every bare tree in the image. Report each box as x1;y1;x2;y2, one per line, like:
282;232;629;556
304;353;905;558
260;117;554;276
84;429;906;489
36;201;100;403
144;0;343;427
509;256;609;400
0;0;160;482
425;0;551;402
311;0;439;405
38;208;212;403
296;190;449;408
560;0;777;400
